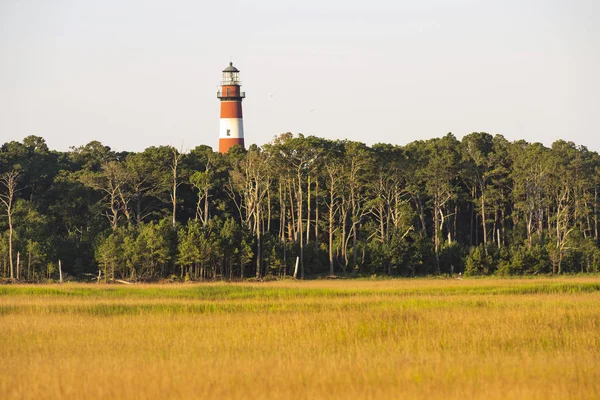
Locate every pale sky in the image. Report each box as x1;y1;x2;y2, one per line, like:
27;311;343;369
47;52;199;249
1;0;599;152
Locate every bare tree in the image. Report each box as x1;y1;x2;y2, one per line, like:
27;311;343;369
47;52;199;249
169;146;185;229
324;161;342;275
190;166;213;227
0;170;20;279
80;162;128;230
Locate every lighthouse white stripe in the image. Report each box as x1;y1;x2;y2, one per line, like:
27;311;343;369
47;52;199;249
219;118;244;139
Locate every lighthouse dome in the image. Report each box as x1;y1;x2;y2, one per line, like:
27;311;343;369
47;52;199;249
223;62;239;72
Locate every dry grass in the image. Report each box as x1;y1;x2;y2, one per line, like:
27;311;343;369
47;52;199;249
1;277;599;399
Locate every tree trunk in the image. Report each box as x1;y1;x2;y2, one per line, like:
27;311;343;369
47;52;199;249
170;148;182;230
279;182;287;272
433;192;440;274
306;175;311;245
266;183;271;233
8;212;13;279
256;203;262;278
288;182;296;241
328;172;337;276
329;204;334;276
481;191;487;254
469;194;475;247
595;188;598;241
340;201;348;270
353;223;358;268
28;250;31;281
501;208;506;247
203;187;209;226
172;173;177;229
453;204;458;245
379;203;385;242
527;210;533;249
297;169;304;279
415;197;427;237
256;230;261;278
314;179;319;251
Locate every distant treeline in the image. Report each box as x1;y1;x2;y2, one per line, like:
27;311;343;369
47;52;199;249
1;132;600;281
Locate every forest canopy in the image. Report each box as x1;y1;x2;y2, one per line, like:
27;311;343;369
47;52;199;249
1;132;599;281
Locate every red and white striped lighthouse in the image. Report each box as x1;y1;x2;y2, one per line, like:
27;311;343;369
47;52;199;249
217;62;245;153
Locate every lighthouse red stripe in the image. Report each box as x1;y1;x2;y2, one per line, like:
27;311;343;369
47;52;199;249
221;85;241;97
220;102;243;118
219;138;245;153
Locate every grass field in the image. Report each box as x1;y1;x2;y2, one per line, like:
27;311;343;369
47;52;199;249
1;278;599;399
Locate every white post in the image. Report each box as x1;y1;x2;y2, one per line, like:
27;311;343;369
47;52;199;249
58;260;63;283
293;256;299;279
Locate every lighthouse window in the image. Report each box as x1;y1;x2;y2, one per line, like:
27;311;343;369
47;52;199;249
227;129;231;136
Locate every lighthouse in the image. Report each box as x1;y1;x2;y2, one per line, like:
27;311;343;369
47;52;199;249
217;62;245;153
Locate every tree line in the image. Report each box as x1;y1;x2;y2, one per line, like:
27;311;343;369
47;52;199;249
1;132;600;282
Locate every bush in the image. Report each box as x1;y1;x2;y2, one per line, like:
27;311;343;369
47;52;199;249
465;245;494;276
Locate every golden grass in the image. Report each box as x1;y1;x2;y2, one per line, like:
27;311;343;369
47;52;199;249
1;278;599;399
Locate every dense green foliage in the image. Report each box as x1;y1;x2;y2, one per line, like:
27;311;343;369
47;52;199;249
2;132;600;281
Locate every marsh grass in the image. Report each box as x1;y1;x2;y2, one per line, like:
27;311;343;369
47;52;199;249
1;278;599;399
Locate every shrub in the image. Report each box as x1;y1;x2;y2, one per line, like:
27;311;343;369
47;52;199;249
465;245;494;276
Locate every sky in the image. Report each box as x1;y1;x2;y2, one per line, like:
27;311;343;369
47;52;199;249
1;0;599;153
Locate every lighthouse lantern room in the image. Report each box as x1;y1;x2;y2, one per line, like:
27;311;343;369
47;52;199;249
217;62;245;153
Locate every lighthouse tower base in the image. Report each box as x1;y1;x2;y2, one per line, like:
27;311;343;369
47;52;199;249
219;138;245;153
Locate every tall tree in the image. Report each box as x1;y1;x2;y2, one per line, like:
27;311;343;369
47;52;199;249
461;132;495;253
425;134;460;273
